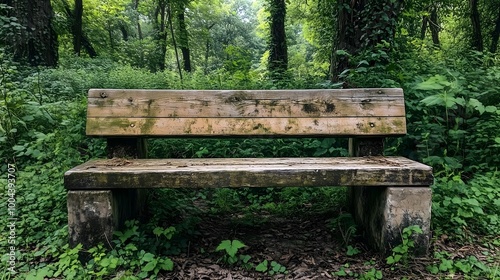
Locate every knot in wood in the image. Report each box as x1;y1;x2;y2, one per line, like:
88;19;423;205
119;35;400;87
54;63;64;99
100;92;108;98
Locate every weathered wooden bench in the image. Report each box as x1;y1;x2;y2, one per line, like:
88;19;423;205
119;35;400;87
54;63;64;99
65;88;433;255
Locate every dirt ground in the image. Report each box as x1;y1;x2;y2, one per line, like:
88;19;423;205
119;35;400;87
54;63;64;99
154;209;494;280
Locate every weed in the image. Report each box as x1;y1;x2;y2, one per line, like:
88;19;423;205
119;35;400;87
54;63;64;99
215;239;248;266
386;225;423;268
255;260;288;276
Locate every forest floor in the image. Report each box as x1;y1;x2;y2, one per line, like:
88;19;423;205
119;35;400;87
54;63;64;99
156;206;496;280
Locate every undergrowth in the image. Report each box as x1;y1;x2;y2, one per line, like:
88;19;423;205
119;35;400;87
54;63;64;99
0;49;499;279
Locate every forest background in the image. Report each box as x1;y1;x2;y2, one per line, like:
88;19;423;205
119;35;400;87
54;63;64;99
0;0;499;279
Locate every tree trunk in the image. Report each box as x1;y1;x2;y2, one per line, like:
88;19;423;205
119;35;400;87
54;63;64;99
61;0;97;57
152;0;167;71
120;24;129;41
81;35;98;58
133;0;143;39
1;0;58;66
268;0;287;80
470;0;483;52
330;0;401;82
204;23;215;74
107;20;114;50
167;2;183;81
177;3;191;72
331;0;365;82
420;15;428;40
490;7;500;53
73;0;82;55
429;6;440;47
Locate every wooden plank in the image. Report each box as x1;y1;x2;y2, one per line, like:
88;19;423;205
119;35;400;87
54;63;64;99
64;156;434;190
86;116;407;136
87;88;405;118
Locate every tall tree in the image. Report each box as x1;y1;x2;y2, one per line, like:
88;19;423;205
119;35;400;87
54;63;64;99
429;6;440;46
151;0;167;71
267;0;287;80
134;0;143;39
1;0;58;66
59;0;97;57
177;1;191;72
73;0;83;55
491;7;500;53
420;4;440;46
331;0;402;82
167;1;182;80
470;0;483;51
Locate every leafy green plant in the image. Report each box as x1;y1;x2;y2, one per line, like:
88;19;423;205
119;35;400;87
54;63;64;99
359;267;383;280
255;260;288;276
426;251;498;278
432;172;500;237
328;213;358;252
346;245;361;256
386;225;423;267
334;263;357;277
215;239;248;265
408;73;500;175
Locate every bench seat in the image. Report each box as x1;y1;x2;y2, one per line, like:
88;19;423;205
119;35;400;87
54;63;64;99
65;157;433;189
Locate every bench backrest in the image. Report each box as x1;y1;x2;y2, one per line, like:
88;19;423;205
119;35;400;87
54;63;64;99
86;88;406;137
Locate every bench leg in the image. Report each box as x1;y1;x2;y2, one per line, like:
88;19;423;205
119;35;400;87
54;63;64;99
350;186;431;255
67;189;146;250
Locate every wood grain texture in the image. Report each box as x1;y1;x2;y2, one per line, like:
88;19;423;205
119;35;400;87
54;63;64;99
86;88;407;136
86;116;406;136
65;156;433;189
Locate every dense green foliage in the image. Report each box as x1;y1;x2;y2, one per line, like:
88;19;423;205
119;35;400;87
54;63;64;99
1;0;499;278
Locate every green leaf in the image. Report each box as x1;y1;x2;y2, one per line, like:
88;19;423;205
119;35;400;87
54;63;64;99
215;240;231;252
346;245;360;256
256;260;268;272
416;74;452;91
336;50;349;56
216;239;246;257
472;206;484;214
415;81;443;91
468;98;485;114
125;243;137;251
485;106;497;113
427;265;439;274
393;246;404;253
142;259;157;272
159;258;174;271
465;198;479;206
142;253;155;262
240;254;251;263
13;145;25;151
421;95;443;106
153;227;163;236
335;269;347;276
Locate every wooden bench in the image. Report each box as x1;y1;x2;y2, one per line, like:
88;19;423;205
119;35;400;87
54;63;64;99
65;88;433;255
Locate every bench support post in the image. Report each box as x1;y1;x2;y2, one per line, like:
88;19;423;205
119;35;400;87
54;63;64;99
350;186;431;255
67;138;147;251
68;190;115;249
349;137;431;255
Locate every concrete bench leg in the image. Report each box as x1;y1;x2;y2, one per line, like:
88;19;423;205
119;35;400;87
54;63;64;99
67;189;145;250
350;186;432;255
